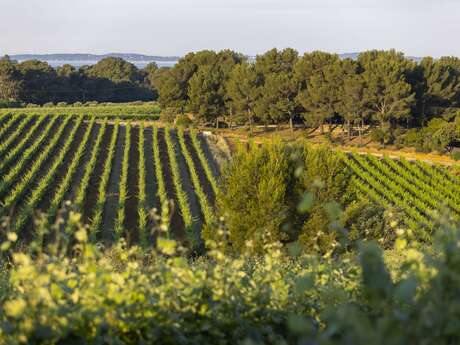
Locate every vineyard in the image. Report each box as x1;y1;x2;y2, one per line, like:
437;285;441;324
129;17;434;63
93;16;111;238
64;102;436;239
0;102;161;120
1;112;460;248
343;151;460;241
0;113;222;250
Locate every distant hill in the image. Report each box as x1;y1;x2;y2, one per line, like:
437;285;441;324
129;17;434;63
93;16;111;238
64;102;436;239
339;52;422;62
3;52;423;67
7;53;180;62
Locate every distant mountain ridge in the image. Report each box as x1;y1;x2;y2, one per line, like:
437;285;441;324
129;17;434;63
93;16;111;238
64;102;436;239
4;52;422;65
338;52;422;62
7;53;180;62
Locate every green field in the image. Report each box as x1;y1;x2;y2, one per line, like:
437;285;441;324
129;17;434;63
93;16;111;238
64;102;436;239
0;102;161;120
1;112;459;248
0;113;223;249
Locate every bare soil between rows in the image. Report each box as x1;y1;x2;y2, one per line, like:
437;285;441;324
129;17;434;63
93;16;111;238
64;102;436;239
157;129;186;242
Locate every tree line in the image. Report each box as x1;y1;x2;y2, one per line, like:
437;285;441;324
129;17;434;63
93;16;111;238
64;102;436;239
2;48;460;148
0;55;160;105
154;49;460;143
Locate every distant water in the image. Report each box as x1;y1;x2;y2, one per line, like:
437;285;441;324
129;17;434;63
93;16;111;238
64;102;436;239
43;60;178;68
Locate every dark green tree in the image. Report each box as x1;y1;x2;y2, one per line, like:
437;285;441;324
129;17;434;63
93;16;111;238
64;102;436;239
358;50;416;129
87;57;142;83
296;56;343;134
0;56;22;101
18;60;57;104
338;59;368;142
253;49;299;130
413;57;460;125
225;63;258;134
188;64;223;125
257;72;299;130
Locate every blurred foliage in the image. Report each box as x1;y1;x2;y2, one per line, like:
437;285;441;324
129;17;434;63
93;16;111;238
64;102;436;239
1;204;460;344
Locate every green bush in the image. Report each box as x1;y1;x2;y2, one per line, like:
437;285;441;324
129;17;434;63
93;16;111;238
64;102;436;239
215;141;354;254
214;140;300;253
0;100;23;108
2;208;460;344
341;200;402;249
175;114;193;127
451;150;460;161
160;107;178;123
370;128;394;145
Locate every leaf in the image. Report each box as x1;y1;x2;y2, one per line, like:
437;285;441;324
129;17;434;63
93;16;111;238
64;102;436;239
295;275;315;294
157;238;177;256
297;193;314;213
4;299;27;318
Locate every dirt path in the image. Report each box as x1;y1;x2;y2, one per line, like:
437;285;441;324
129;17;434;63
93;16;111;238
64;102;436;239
143;127;160;239
221;131;459;167
124;126;139;245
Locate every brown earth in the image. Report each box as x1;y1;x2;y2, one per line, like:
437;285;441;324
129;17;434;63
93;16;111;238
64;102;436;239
124;126;139;245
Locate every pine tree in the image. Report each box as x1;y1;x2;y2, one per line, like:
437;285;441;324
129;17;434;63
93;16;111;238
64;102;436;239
226;64;258;134
296;57;343;134
358;50;416;129
0;56;22;101
414;57;460;125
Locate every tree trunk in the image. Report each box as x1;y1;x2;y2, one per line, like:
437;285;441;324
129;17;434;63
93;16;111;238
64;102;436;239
229;107;233;130
359;119;364;146
289;115;294;133
320;123;324;135
421;99;426;127
347;119;351;141
248;109;253;136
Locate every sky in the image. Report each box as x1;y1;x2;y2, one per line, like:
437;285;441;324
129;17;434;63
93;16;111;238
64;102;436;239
1;0;459;57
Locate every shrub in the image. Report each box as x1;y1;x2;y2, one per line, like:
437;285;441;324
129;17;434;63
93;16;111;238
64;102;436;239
370;128;385;144
370;128;394;145
175;114;193;127
72;101;83;107
215;141;354;254
341;200;402;249
451;150;460;161
43;102;55;107
2;207;460;344
214;140;301;253
297;145;354;253
160;107;178;123
84;101;99;107
56;101;68;107
0;100;23;108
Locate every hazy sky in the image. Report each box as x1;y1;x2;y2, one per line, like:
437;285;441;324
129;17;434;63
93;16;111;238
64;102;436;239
1;0;459;57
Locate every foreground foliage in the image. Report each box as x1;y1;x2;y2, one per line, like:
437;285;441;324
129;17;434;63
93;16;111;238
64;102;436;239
1;209;460;344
